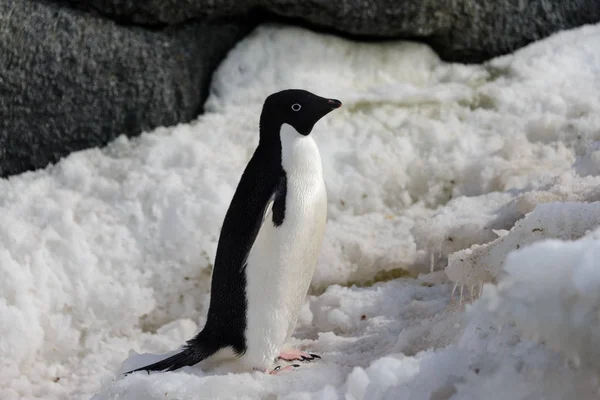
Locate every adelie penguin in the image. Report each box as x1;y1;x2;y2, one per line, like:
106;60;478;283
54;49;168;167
126;89;342;375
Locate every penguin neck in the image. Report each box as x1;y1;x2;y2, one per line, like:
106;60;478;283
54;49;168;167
278;123;323;178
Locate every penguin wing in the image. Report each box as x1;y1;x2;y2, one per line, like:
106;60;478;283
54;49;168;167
212;157;285;279
239;171;286;266
241;172;285;267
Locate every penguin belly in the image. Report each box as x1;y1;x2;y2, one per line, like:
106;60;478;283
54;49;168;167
240;128;327;371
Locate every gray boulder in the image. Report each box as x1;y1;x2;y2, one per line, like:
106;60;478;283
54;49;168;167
2;0;599;177
70;0;600;61
0;0;248;177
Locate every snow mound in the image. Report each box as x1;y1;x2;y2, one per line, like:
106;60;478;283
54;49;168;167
476;223;600;369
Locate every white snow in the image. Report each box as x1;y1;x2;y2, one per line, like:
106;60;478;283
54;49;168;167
3;22;600;400
446;201;600;288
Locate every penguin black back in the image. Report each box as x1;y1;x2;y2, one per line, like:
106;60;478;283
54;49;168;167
125;89;341;374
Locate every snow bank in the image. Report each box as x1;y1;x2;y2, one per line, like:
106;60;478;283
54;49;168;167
476;224;600;369
446;200;600;288
412;173;600;275
2;21;600;400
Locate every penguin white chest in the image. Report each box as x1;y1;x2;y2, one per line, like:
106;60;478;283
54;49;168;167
242;123;327;370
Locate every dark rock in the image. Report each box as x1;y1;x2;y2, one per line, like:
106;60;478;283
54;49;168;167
0;0;249;177
67;0;600;62
2;0;599;177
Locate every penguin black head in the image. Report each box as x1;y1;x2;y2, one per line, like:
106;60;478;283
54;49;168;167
259;89;342;139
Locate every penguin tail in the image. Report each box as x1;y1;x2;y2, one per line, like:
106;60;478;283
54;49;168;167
124;342;215;375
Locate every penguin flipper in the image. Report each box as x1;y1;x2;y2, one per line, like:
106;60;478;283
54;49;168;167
124;343;214;375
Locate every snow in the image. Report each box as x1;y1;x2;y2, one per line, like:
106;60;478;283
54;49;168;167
477;224;600;369
3;22;600;400
446;201;600;288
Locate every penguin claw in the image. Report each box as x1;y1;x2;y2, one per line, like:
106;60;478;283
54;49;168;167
269;365;297;375
270;365;281;374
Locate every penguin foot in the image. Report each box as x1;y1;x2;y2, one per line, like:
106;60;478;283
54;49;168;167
269;364;300;375
278;349;321;362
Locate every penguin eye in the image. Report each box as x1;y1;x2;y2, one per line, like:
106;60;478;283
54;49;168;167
291;103;302;112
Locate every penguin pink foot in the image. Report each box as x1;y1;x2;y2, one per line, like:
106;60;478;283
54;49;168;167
269;364;300;375
278;349;321;362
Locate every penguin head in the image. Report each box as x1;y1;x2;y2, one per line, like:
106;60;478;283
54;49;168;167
260;89;342;138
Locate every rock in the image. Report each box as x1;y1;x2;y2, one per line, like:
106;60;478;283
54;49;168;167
68;0;600;62
2;0;599;176
0;0;249;177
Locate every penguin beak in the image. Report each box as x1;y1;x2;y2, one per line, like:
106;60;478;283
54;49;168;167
326;99;342;110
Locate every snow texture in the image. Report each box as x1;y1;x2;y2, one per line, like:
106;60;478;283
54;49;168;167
3;22;600;400
446;201;600;288
476;224;600;370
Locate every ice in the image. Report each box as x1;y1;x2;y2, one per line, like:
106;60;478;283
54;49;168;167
2;22;600;400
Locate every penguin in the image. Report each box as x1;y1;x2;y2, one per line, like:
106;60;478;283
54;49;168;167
126;89;342;375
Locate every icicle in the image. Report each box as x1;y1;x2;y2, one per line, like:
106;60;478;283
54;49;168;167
470;285;475;301
451;282;458;301
479;281;484;297
459;285;464;305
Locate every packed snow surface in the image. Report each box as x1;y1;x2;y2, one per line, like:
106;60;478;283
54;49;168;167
3;23;600;400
